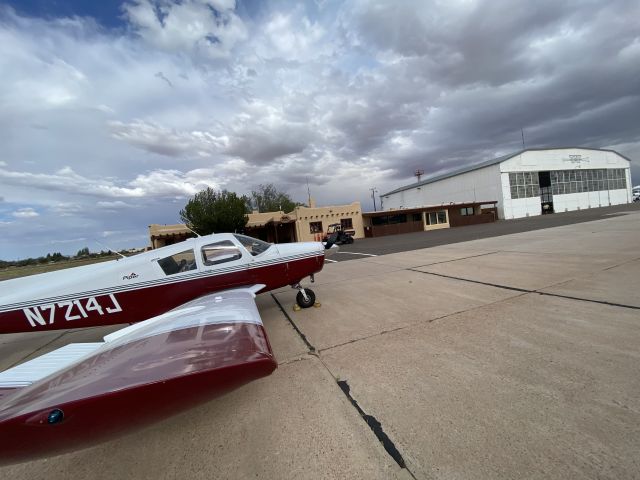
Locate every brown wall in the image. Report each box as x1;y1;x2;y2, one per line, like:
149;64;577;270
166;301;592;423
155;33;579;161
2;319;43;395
448;206;497;227
366;220;424;237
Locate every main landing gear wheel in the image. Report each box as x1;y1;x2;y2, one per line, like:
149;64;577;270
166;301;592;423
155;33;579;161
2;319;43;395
296;289;316;309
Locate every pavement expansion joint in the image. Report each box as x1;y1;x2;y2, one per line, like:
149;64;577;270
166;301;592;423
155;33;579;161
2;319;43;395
270;293;317;353
336;379;417;479
409;269;640;310
410;250;501;269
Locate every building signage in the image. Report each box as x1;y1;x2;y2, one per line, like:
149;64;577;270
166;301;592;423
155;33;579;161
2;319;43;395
563;154;590;166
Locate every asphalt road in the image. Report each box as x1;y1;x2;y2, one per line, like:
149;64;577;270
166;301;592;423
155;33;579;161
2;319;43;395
334;202;640;259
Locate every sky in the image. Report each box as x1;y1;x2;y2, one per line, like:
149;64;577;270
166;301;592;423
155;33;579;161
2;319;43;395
1;0;639;259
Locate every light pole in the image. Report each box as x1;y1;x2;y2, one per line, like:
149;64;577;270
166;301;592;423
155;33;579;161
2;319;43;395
370;187;378;211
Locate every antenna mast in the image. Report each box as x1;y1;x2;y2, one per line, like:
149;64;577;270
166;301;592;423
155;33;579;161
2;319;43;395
369;187;378;212
414;169;425;182
94;240;126;260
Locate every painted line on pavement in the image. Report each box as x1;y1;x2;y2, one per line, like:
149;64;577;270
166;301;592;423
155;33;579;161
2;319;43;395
336;252;378;257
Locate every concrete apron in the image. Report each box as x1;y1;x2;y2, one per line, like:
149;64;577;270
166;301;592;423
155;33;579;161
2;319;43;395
1;211;639;479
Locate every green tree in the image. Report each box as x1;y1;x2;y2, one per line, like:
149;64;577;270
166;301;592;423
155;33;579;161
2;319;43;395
180;188;249;235
76;247;90;257
250;183;302;213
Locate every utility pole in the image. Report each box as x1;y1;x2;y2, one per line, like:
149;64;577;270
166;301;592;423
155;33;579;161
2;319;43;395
370;187;378;212
521;128;526;149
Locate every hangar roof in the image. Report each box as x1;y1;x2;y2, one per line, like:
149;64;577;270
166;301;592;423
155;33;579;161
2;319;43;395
382;147;630;197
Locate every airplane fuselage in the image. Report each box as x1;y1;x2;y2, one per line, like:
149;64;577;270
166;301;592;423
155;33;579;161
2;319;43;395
0;233;326;334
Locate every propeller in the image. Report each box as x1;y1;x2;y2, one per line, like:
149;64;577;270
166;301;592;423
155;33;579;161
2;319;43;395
323;232;340;256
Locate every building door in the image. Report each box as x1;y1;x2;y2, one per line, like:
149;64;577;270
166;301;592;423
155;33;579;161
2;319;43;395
539;171;554;214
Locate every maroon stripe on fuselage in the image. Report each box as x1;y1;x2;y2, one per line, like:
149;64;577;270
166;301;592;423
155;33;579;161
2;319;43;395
0;256;324;334
0;322;276;465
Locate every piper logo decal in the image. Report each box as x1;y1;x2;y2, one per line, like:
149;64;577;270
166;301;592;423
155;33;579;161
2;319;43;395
122;272;139;280
23;294;123;328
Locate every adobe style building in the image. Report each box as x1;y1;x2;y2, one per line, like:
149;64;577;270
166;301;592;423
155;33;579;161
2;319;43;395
148;201;365;248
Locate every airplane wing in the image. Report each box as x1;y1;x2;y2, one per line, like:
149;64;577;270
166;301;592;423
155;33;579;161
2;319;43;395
0;285;276;465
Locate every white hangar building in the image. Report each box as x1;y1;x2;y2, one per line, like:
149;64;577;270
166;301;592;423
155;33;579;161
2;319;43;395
381;148;633;220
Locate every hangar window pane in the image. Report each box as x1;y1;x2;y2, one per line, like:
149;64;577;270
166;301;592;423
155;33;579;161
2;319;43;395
509;173;517;185
517;186;526;198
525;185;533;197
437;211;447;224
202;241;242;266
428;212;437;225
158;249;197;275
532;184;540;196
310;221;323;233
510;186;518;199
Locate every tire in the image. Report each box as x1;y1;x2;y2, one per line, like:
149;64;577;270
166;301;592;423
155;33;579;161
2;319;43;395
296;289;316;308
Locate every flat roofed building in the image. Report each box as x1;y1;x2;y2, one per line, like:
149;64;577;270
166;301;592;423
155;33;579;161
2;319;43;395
363;201;497;237
292;202;364;242
381;148;633;219
148;224;195;249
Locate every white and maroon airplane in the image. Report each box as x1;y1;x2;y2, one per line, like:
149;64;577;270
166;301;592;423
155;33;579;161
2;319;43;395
0;233;334;465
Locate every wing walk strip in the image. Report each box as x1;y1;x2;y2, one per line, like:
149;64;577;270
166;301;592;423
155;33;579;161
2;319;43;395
0;343;103;388
409;269;640;310
0;253;323;312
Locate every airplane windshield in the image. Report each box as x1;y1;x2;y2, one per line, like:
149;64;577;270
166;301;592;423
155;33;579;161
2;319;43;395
233;234;272;256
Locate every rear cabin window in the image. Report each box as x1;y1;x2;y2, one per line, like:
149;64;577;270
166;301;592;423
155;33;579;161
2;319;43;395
233;234;272;256
201;241;242;266
158;249;197;276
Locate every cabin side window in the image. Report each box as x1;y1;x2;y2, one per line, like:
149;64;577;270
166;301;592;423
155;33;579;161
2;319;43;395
201;241;242;266
158;249;197;276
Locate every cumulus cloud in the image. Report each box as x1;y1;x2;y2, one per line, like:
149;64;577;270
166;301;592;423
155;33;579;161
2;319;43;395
122;0;247;58
0;165;221;199
109;120;226;157
1;0;639;258
12;207;39;218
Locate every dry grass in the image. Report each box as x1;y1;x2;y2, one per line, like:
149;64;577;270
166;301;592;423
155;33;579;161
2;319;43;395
0;257;115;282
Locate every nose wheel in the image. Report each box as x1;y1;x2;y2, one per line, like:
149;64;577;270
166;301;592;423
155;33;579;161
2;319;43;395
293;284;316;309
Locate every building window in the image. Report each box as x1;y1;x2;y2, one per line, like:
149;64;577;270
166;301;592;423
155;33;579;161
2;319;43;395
389;214;407;224
201;241;242;266
341;218;353;229
460;207;474;216
310;221;323;234
426;210;447;225
372;216;388;226
550;168;627;194
158;249;197;275
412;213;422;222
508;172;540;199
